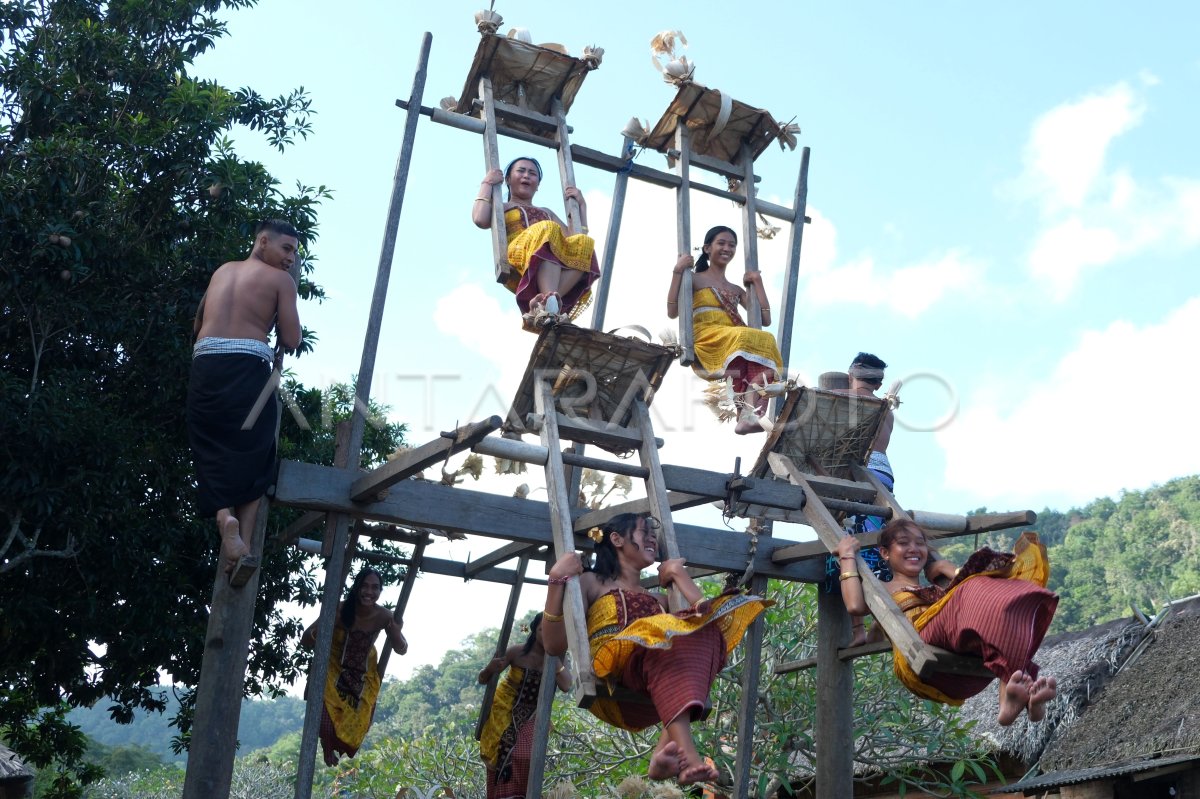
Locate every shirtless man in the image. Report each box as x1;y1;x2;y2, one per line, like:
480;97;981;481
187;219;302;585
839;354;953;643
847;352;894;483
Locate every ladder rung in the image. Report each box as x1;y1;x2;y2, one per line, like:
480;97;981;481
796;472;878;504
553;414;651;451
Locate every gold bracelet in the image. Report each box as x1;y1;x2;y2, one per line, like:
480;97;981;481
474;197;491;203
542;610;564;623
579;226;589;234
839;571;861;581
666;301;678;306
556;664;566;673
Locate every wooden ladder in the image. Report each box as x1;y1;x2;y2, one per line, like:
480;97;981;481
477;79;583;285
766;451;991;679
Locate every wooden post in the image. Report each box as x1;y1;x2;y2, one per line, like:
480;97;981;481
377;537;427;678
774;147;809;374
738;142;763;329
674;124;695;366
632;399;685;613
480;76;511;284
475;555;529;740
293;32;431;799
589;134;634;332
477;72;511;283
732;569;769;797
181;495;270;799
815;584;855;798
552;98;582;234
535;380;596;700
525;651;562;799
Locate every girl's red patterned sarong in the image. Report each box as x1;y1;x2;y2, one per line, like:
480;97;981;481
586;588;771;731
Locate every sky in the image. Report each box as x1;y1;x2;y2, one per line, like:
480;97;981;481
196;1;1200;681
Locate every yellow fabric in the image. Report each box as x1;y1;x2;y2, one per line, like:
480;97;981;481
479;665;525;766
690;287;783;379
891;532;1051;704
584;589;771;731
322;625;381;751
587;590;772;679
503;208;595;319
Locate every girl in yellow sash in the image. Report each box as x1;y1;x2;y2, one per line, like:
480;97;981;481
301;568;408;766
838;519;1059;726
472;157;600;329
542;513;771;786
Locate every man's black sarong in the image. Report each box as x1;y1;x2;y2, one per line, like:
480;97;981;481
187;353;277;515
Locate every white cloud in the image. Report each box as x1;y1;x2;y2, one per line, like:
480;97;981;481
1018;81;1145;213
1009;76;1200;299
937;296;1200;509
804;246;983;317
1027;217;1123;300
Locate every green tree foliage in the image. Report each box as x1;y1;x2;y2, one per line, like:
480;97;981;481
324;585;994;798
0;1;417;792
1049;476;1200;630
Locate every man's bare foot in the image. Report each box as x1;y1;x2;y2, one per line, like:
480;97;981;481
999;670;1032;726
1027;675;1057;722
678;757;720;786
647;740;683;780
219;517;249;573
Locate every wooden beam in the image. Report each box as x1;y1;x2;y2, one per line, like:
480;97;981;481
396;105;811;224
473;434;651;478
776;640;892;674
277;510;324;545
466;542;542;577
663;464;805;510
552;413;652;452
274;459;828;582
573;492;709;533
478;96;570;132
350;416;502;501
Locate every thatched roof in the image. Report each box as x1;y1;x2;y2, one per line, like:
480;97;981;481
0;742;33;786
452;34;596;138
995;596;1200;793
955;614;1147;765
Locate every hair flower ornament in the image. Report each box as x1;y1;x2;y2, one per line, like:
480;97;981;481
587;526;605;543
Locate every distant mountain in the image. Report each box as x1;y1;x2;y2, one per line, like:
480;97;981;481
69;692;306;763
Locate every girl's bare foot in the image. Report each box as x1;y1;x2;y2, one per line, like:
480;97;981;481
999;670;1032;726
734;406;764;434
678;757;720;786
848;622;868;647
648;740;683;780
1028;675;1057;722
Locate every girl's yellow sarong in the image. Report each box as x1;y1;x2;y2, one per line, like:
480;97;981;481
503;206;599;320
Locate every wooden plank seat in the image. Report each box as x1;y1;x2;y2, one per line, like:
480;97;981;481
506;324;676;454
750;385;889;484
